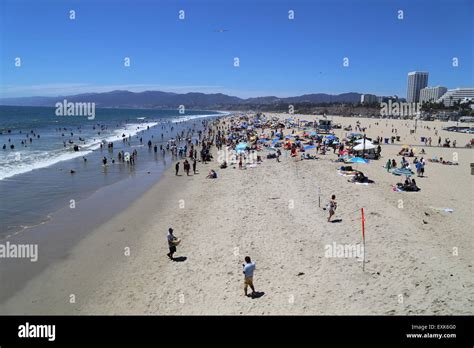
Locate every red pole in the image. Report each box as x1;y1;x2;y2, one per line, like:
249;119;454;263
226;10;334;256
361;208;366;272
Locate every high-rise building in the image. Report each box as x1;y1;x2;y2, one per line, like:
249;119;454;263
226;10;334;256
407;72;429;103
360;94;377;104
437;88;474;107
419;86;447;104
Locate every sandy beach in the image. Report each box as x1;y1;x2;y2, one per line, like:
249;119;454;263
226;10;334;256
1;114;473;315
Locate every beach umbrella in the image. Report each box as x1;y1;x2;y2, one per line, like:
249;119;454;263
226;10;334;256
326;134;336;140
354;138;372;144
236;142;247;153
353;142;376;151
347;157;369;164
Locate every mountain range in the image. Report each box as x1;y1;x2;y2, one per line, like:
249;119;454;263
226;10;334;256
0;90;366;109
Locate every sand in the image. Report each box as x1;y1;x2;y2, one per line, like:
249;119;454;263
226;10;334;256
1;114;473;315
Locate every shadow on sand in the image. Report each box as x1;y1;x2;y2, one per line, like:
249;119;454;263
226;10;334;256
172;256;187;262
331;219;343;223
249;291;265;299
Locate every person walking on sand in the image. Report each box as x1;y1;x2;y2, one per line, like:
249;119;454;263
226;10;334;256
243;256;256;298
167;228;178;260
184;159;190;176
386;158;392;172
192;158;197;174
327;194;337;222
175;161;180;176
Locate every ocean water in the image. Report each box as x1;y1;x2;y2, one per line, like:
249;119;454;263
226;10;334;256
0;106;223;236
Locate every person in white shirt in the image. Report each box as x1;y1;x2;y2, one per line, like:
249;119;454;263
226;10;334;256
242;256;256;297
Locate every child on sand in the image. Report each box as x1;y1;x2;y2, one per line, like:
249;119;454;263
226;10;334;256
327;195;337;222
167;228;178;260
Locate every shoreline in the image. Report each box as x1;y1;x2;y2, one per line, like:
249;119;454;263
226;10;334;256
0;113;223;305
0;111;224;237
1;113;472;315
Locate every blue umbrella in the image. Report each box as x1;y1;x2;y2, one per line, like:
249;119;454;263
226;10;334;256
326;134;336;140
347;157;369;164
236;142;247;153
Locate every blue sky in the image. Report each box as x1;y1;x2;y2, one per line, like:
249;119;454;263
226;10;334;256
1;0;472;98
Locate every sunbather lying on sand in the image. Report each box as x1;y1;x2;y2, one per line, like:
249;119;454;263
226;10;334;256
395;178;420;192
301;153;318;160
398;148;414;157
339;165;354;172
428;157;459;165
348;171;374;184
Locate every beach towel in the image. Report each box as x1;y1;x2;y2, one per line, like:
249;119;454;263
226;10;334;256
428;206;454;213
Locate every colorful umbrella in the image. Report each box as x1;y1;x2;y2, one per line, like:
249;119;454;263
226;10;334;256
347;157;369;164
